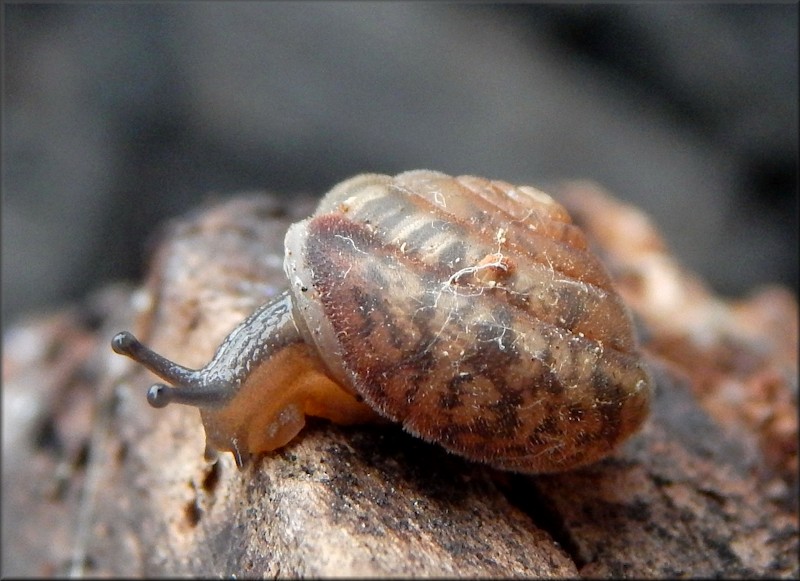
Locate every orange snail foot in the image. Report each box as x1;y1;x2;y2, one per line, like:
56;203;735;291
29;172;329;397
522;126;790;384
199;342;380;468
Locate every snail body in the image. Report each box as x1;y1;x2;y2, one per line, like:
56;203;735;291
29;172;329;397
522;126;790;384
112;170;653;472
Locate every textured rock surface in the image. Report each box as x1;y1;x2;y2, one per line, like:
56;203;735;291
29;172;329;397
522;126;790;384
2;187;797;577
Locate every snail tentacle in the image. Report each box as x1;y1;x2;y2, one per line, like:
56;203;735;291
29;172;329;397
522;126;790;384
112;331;232;408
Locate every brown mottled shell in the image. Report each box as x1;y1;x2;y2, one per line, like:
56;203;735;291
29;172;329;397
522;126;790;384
285;170;652;473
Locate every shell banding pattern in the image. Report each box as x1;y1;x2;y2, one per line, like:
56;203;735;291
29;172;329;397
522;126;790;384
287;170;652;473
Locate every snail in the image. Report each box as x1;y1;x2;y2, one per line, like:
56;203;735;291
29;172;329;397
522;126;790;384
112;170;653;473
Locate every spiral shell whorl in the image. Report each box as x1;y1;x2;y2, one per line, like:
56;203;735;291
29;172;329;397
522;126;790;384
286;171;652;473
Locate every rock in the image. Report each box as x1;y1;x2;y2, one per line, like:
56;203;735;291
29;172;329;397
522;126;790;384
2;187;796;577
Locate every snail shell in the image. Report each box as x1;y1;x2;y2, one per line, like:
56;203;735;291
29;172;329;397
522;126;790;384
112;170;653;473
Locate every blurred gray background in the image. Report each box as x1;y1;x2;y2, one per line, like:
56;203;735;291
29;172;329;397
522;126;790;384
3;3;798;325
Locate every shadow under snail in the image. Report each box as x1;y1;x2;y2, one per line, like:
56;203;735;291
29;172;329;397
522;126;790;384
112;170;653;473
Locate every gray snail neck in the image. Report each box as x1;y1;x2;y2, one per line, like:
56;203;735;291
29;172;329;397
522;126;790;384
112;290;304;409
